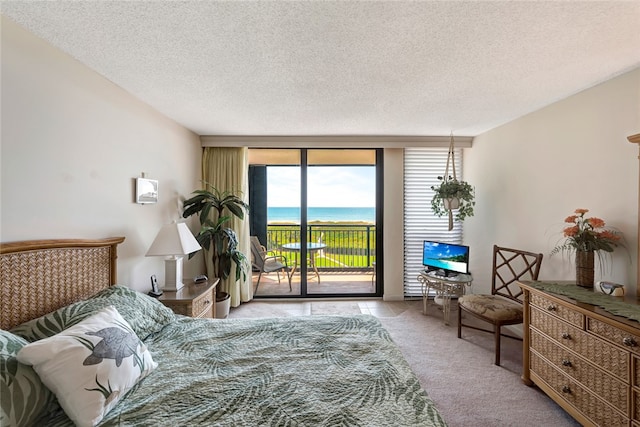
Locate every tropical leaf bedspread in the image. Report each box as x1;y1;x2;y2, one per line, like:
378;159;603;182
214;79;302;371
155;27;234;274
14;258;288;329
47;314;447;426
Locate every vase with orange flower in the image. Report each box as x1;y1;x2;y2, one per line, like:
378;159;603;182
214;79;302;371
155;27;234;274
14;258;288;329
551;208;623;287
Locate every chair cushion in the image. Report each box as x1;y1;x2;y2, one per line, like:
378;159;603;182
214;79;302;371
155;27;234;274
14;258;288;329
459;294;523;322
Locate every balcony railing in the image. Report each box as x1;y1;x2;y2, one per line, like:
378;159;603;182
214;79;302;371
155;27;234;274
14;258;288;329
267;224;376;271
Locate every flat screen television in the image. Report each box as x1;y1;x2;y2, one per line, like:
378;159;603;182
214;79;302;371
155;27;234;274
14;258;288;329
422;240;470;277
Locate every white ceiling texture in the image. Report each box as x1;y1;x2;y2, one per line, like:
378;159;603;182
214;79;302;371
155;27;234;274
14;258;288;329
2;1;639;137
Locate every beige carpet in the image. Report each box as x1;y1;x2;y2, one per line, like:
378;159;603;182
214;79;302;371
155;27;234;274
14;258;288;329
230;299;580;427
309;301;362;315
379;304;579;427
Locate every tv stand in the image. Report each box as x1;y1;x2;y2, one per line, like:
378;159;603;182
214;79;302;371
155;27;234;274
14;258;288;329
417;270;473;325
437;270;458;278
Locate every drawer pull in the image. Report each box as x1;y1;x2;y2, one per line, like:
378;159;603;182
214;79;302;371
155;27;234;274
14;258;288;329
623;337;637;347
547;305;557;311
561;385;572;394
561;333;571;340
561;359;572;367
204;300;211;305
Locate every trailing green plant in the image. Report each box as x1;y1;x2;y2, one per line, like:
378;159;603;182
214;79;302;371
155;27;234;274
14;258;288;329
182;182;249;297
430;176;475;222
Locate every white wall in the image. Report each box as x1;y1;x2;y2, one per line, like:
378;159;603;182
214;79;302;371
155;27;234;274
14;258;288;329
1;17;205;292
3;15;638;300
464;68;640;296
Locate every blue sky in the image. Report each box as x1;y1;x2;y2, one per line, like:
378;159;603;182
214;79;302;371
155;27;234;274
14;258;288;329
267;166;376;207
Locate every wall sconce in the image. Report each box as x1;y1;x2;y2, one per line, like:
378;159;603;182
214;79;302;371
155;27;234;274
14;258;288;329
135;173;158;204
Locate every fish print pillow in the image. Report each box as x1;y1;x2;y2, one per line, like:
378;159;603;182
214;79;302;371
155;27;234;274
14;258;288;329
17;306;157;427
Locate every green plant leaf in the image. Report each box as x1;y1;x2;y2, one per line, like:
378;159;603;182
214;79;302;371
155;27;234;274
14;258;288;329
430;179;475;222
182;183;250;293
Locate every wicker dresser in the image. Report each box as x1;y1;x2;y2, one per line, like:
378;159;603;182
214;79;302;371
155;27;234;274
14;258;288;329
519;281;640;427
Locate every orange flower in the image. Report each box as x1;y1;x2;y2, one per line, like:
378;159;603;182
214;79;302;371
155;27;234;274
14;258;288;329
587;217;605;229
552;208;624;255
564;215;579;223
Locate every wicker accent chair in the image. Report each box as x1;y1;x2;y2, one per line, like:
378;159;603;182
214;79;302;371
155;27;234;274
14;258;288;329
457;245;543;365
250;236;291;293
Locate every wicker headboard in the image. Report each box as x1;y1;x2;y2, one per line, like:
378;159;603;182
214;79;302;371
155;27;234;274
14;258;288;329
0;237;125;330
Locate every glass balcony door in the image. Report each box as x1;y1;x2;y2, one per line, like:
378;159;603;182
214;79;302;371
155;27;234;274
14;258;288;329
249;148;381;298
305;149;377;296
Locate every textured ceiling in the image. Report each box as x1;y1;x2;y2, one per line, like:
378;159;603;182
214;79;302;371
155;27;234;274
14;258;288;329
2;1;639;137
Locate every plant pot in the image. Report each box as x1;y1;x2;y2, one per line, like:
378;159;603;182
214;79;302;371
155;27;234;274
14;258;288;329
215;291;231;319
575;250;595;288
443;198;460;210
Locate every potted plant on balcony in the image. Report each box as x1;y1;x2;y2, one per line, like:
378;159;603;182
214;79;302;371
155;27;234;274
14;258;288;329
182;183;249;318
431;176;475;230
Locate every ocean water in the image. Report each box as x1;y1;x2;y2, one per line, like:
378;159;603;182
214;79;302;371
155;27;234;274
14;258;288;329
268;207;375;222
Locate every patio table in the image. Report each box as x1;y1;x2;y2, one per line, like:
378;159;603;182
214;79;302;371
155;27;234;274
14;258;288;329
281;242;327;282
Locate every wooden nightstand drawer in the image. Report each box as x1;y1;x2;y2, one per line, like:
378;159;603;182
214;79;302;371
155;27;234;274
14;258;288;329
192;291;214;318
158;279;219;319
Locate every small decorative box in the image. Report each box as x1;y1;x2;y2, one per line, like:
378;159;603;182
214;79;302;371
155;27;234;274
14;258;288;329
598;281;625;297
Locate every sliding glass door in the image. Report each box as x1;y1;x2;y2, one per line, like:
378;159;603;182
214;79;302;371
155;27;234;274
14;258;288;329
249;148;382;298
249;149;302;296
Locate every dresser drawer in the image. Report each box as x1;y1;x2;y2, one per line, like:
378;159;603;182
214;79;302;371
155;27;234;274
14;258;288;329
589;317;640;356
633;388;640;422
530;292;584;328
531;352;628;427
531;307;630;381
531;329;629;414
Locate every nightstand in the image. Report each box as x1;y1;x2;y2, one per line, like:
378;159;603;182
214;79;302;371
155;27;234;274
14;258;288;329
157;279;219;319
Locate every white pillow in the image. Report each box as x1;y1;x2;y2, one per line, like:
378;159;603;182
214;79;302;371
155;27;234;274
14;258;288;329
17;306;157;427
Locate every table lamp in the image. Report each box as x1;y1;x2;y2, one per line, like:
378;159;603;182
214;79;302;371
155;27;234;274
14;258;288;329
146;221;202;291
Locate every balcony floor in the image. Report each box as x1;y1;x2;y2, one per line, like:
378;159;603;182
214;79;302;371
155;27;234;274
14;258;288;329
253;269;376;296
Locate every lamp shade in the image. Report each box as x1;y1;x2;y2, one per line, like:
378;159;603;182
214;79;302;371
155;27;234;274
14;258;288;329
146;221;201;257
146;221;202;292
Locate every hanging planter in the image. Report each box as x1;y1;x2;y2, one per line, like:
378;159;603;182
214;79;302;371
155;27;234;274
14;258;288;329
430;133;475;230
443;197;460;210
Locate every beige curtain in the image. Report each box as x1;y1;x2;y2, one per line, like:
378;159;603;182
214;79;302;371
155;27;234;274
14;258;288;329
202;147;252;306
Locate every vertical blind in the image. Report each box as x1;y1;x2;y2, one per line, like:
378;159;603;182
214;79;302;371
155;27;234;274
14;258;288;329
403;148;463;297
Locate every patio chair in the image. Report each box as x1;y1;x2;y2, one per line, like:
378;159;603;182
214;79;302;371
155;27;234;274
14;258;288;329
250;236;291;293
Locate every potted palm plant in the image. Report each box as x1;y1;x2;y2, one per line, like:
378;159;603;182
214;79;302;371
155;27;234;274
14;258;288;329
182;183;249;318
431;176;475;230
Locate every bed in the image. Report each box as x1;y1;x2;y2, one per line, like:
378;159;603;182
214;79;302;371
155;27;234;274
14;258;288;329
1;237;447;427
